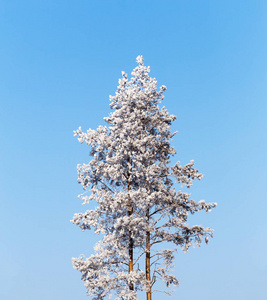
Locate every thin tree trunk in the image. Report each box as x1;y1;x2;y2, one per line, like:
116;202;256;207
128;204;134;291
127;155;134;291
146;209;152;300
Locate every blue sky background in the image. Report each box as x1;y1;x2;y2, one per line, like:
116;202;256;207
1;1;267;299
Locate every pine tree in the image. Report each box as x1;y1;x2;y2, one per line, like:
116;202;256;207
71;56;216;300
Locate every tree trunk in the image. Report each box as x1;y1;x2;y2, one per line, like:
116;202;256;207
146;209;151;300
127;150;134;292
128;174;134;291
128;206;134;291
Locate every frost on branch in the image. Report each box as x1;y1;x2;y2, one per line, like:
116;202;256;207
72;238;145;300
72;56;216;299
172;160;204;188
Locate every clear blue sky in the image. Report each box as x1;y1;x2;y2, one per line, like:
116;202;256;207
1;1;266;299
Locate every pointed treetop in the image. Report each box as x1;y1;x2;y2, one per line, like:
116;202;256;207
136;55;144;66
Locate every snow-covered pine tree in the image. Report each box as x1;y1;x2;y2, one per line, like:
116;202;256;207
71;56;216;300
